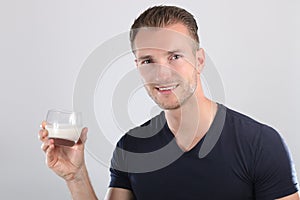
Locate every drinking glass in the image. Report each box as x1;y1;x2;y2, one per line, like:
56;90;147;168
45;109;83;146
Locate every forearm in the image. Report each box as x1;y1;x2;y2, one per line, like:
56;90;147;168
66;164;98;200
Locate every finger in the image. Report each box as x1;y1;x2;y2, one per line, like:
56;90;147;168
41;141;49;152
41;121;47;129
46;140;56;167
41;138;52;152
77;127;88;145
38;129;48;142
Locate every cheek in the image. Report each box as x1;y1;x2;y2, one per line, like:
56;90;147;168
138;67;157;83
174;64;196;80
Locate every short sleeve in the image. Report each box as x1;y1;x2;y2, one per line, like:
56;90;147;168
109;136;132;191
253;125;298;199
109;167;132;190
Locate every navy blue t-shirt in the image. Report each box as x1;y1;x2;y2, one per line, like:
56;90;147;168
109;104;298;200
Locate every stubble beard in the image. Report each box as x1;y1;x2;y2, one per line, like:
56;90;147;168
145;72;198;110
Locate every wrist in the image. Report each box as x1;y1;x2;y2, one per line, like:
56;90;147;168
65;164;98;200
65;164;88;183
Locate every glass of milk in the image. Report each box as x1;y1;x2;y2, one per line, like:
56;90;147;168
45;109;83;146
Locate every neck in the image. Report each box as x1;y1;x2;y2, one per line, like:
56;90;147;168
164;84;217;151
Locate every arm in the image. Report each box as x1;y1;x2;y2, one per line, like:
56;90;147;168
278;192;300;200
253;126;299;199
66;170;135;200
39;122;97;199
104;188;135;200
66;164;98;200
277;192;299;200
39;122;134;200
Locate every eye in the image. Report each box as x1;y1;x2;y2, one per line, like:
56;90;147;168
141;59;152;65
170;54;182;60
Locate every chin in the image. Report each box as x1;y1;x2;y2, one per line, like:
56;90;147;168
163;106;181;110
157;102;181;110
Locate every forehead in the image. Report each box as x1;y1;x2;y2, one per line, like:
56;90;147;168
133;23;196;56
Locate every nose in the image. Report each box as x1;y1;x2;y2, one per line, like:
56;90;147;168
155;63;173;82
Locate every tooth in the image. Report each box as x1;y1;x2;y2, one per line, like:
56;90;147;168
159;85;176;91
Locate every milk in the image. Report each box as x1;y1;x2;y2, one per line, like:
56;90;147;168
46;125;81;145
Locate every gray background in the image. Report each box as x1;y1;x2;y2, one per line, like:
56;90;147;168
0;0;299;199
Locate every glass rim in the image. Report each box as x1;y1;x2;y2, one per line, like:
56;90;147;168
47;109;82;115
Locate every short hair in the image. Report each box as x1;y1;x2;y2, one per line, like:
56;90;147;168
130;5;200;50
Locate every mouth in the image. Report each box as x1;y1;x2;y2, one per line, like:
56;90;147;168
154;84;179;94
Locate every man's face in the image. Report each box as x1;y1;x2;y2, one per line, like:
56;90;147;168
134;23;203;110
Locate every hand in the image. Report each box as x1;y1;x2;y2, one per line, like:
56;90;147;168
39;121;88;181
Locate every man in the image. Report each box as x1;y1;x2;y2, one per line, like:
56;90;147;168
39;5;299;200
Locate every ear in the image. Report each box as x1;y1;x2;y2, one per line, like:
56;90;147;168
195;48;205;74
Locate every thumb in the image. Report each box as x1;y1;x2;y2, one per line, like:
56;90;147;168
77;127;88;145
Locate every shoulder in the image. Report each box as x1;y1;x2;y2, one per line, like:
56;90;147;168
223;105;282;143
219;104;290;168
222;105;294;174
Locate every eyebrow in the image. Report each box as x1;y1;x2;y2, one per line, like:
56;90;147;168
137;55;152;60
167;49;183;55
137;49;183;60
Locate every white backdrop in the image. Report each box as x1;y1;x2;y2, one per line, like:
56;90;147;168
0;0;299;199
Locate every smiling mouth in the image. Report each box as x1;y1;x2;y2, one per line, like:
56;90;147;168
155;84;179;91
